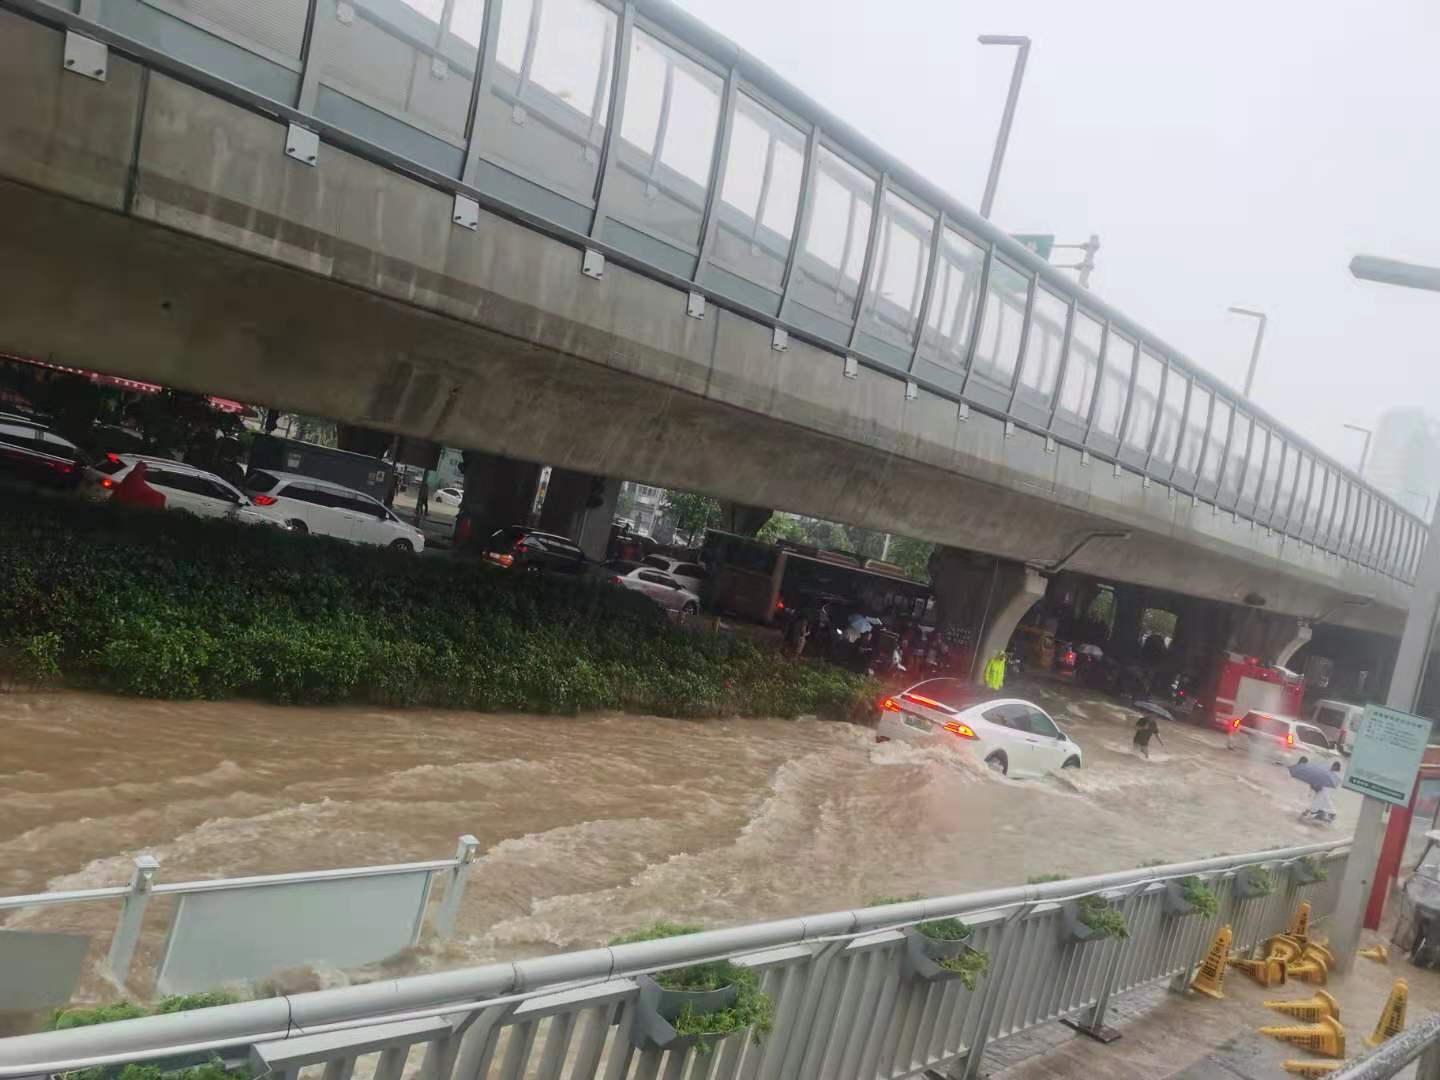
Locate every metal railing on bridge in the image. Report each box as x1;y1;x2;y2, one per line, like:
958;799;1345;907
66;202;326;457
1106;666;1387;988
0;839;1346;1080
5;0;1424;583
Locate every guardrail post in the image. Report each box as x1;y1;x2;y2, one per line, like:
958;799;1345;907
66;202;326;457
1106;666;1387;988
1420;1040;1440;1080
959;903;1034;1080
104;855;159;987
1065;884;1143;1043
433;835;479;939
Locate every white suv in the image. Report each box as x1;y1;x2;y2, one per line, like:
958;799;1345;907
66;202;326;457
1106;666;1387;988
245;469;425;552
1230;710;1342;766
83;454;289;528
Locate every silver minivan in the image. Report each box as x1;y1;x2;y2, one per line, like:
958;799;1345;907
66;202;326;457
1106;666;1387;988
1309;699;1366;755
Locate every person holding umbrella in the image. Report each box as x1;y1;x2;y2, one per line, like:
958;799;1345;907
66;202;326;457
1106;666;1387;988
1131;700;1170;759
1289;757;1343;824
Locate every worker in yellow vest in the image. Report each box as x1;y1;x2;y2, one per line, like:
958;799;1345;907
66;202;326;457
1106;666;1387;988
983;650;1007;691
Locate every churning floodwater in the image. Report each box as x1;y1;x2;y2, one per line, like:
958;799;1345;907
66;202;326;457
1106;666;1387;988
0;682;1356;1003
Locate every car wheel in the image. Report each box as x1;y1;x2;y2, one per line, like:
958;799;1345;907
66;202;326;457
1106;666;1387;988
389;539;414;553
287;519;308;534
984;752;1008;776
682;602;698;616
1062;756;1081;770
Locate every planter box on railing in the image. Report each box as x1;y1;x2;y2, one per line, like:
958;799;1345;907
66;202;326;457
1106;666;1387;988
1060;898;1126;945
630;974;740;1053
902;927;986;986
1291;859;1328;886
1233;867;1275;900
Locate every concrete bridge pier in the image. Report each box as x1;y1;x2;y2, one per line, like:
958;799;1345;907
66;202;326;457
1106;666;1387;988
458;452;544;552
929;548;1046;681
716;501;773;538
538;469;620;562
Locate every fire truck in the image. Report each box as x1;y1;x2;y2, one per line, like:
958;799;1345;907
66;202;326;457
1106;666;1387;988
1200;652;1304;731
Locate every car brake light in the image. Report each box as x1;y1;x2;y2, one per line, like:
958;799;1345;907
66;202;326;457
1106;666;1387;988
1285;731;1295;747
943;721;978;739
902;692;957;715
496;553;514;567
880;697;900;712
252;494;277;506
100;477;113;489
1230;717;1241;731
106;452;121;464
776;599;785;611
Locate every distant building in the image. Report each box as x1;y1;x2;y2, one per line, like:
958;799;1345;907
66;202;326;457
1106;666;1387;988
629;483;664;534
1368;409;1440;516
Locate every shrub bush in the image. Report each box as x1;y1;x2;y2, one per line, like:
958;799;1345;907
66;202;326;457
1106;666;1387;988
0;497;879;721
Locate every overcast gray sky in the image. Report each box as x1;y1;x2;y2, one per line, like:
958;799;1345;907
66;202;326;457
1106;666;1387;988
674;0;1440;469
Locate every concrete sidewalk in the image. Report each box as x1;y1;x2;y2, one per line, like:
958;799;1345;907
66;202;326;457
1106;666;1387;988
982;930;1438;1079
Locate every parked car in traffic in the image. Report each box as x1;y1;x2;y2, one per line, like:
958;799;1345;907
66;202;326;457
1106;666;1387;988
85;454;289;528
244;469;426;551
0;416;85;489
640;554;708;595
434;486;464;507
1229;710;1341;766
875;679;1082;777
1308;699;1366;755
603;560;700;615
482;526;586;574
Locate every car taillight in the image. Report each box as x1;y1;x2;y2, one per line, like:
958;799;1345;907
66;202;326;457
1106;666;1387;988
44;460;73;473
106;452;121;464
880;697;900;712
776;599;785;611
610;575;624;585
252;494;277;506
943;721;978;739
496;553;514;567
100;477;114;489
1285;731;1295;747
1230;717;1241;731
902;692;956;715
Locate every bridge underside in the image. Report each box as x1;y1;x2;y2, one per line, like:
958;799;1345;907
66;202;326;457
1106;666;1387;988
0;11;1407;634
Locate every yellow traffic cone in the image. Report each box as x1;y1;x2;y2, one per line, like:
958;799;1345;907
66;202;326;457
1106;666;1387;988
1281;1061;1345;1078
1231;957;1288;987
1266;935;1305;963
1287;901;1312;943
1259;1015;1345;1057
1265;991;1340;1023
1191;925;1233;999
1358;943;1390;964
1366;979;1408;1047
1286;958;1329;986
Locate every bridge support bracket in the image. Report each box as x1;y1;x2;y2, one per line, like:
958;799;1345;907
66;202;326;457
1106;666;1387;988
1044;435;1056;454
581;248;605;279
63;30;107;82
686;290;705;319
284;123;319;166
843;355;858;379
771;326;789;352
451;194;479;231
905;380;918;401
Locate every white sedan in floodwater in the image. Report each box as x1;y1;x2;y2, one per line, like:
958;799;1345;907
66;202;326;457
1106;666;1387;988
875;678;1082;777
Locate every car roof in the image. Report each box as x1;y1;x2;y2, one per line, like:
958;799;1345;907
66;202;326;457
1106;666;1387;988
255;469;378;498
118;455;235;482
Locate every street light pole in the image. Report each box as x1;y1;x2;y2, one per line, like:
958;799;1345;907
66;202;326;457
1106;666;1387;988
1227;306;1268;398
978;35;1031;220
1329;253;1440;971
1343;422;1373;478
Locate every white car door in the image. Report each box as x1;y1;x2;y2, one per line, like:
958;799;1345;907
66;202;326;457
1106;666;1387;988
635;570;680;610
281;483;353;539
977;703;1035;774
143;467;218;517
342;491;397;546
1019;706;1073;773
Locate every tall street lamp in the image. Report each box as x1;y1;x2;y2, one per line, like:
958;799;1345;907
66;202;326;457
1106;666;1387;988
1227;306;1268;398
977;35;1031;220
1342;422;1373;477
1329;253;1440;972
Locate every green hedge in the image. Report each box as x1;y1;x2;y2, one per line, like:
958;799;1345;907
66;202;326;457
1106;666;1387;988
0;496;878;720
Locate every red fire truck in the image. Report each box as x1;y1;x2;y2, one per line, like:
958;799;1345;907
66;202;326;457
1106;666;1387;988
1201;652;1305;731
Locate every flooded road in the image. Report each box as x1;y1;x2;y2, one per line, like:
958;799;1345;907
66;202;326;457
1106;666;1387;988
0;682;1356;1001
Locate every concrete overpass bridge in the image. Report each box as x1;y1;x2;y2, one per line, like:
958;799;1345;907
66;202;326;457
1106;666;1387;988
0;0;1424;654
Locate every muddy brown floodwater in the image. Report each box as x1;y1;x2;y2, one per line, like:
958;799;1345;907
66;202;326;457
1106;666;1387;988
0;682;1355;1003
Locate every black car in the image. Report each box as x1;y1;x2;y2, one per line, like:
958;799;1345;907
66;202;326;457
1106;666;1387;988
481;526;586;574
0;416;85;489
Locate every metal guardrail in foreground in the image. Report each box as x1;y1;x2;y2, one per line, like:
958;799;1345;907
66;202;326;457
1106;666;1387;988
0;836;480;994
0;839;1345;1080
1333;1010;1440;1080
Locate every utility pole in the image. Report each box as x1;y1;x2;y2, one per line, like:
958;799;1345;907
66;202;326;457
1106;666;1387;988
977;36;1031;220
